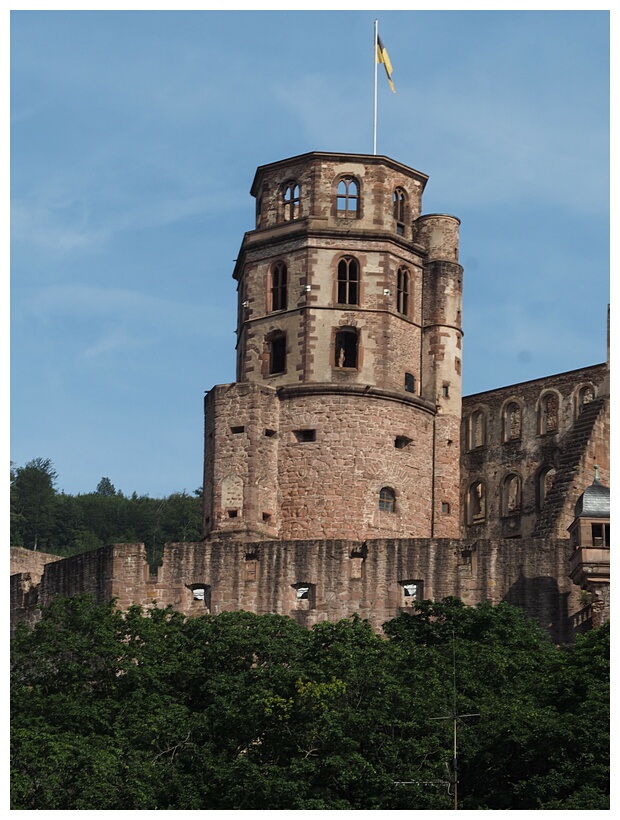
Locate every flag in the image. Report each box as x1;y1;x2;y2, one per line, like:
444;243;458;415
376;35;395;93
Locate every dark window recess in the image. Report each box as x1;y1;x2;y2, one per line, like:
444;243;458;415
442;502;451;514
337;256;360;305
231;426;245;434
335;329;358;368
591;523;610;547
269;335;286;374
264;428;277;438
395;435;412;449
294;429;316;442
442;384;450;398
262;512;272;522
405;372;415;393
379;487;396;512
397;267;409;315
227;509;238;519
271;262;288;311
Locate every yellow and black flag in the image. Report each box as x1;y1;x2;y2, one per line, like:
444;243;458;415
376;35;395;93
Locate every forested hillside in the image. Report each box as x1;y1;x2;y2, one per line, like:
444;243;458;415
10;458;201;568
11;597;609;810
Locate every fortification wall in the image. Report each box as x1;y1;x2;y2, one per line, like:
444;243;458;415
12;537;584;643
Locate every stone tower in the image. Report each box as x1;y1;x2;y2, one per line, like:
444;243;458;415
202;152;463;542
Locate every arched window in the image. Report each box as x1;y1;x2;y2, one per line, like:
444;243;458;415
577;385;595;417
404;372;416;393
337;256;360;305
268;332;287;375
282;181;300;222
539;392;559;434
335;327;358;369
270;262;287;311
397;266;410;315
467;481;486;524
468;410;486;450
536;466;556;511
379;487;395;512
336;177;359;218
393;187;407;234
502;474;522;516
504;402;522;442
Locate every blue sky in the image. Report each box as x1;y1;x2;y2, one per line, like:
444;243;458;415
10;9;610;497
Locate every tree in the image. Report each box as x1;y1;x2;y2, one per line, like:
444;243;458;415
10;458;58;550
95;477;117;496
11;598;609;810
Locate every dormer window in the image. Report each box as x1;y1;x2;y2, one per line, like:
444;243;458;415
336;177;359;218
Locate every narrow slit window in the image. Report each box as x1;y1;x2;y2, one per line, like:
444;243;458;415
270;262;288;311
393;188;407;234
405;372;416;393
397;267;410;315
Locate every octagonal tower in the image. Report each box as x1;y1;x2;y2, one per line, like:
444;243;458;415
203;152;463;541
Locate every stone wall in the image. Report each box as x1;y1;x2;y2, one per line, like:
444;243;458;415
460;363;608;540
12;537;584;643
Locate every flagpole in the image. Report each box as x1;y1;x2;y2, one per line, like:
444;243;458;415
373;19;378;155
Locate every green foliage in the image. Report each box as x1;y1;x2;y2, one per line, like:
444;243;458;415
10;459;203;567
11;597;609;810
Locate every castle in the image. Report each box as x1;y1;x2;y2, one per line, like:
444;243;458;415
11;151;610;641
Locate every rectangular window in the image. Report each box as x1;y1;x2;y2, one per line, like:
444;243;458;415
269;335;286;374
294;429;316;442
230;426;245;434
442;384;450;398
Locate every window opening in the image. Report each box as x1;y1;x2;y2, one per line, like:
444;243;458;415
591;523;604;546
503;474;522;516
269;334;286;374
442;502;451;514
187;584;211;610
504;402;521;441
395;435;412;449
227;509;238;519
540;393;559;434
379;487;396;512
231;426;245;434
397;267;409;315
469;410;485;449
335;328;358;368
467;481;486;524
282;181;300;221
262;512;272;522
537;466;556;511
393;188;407;234
294;429;316;442
296;587;310;600
442;384;450;398
264;428;277;438
256;196;262;228
577;385;595;416
337;256;360;305
337;177;359;217
270;262;288;311
404;372;416;393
